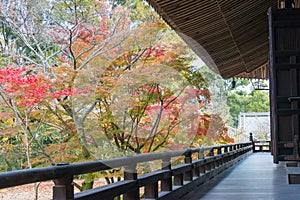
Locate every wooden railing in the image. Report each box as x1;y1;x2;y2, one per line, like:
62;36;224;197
0;142;253;200
252;141;271;153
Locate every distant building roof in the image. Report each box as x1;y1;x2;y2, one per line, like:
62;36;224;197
238;112;270;136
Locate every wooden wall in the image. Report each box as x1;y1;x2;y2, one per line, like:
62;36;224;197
269;8;300;163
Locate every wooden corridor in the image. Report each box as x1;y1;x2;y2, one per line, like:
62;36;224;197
182;153;300;200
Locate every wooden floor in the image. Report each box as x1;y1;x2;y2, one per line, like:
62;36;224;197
182;153;300;200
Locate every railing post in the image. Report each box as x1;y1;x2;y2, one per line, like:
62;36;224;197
199;149;205;159
229;145;234;161
184;149;193;181
209;148;216;169
209;148;214;157
161;157;172;191
217;147;222;166
199;149;205;175
229;145;233;152
124;164;139;200
249;132;256;152
217;147;222;155
53;164;74;200
237;144;241;157
192;149;201;177
260;144;263;152
252;142;256;152
223;146;229;164
224;146;228;153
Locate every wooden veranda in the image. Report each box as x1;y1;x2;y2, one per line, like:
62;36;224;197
0;142;272;200
184;153;300;200
3;0;300;199
3;142;300;199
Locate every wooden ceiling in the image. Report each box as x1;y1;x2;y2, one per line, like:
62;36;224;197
147;0;278;79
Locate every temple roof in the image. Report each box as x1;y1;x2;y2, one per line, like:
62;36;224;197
147;0;278;78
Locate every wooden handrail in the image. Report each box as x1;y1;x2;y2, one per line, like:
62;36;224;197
253;141;271;152
0;142;253;200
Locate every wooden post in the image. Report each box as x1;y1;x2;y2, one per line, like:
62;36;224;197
123;164;139;200
199;149;205;175
217;147;222;166
209;148;214;157
224;146;228;153
184;149;193;181
223;146;228;164
252;142;256;153
53;164;74;200
217;147;222;155
198;149;204;159
53;177;74;200
161;157;172;191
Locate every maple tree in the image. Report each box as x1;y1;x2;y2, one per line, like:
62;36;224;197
0;0;234;193
0;67;52;171
0;66;88;169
